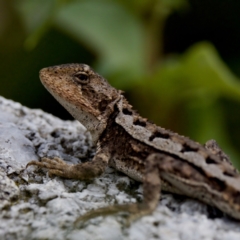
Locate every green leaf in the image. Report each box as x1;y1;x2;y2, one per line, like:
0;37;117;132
180;42;240;101
14;0;57;50
14;0;55;33
55;0;145;86
149;42;240;105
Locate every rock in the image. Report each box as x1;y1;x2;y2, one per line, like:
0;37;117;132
0;96;240;240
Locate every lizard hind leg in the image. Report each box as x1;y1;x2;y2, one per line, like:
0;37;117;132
125;153;161;224
75;153;161;226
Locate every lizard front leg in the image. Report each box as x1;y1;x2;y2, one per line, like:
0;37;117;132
26;148;110;180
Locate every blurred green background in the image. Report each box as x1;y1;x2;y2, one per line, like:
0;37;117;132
1;0;240;168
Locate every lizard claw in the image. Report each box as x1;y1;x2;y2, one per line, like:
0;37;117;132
27;157;67;169
26;157;70;177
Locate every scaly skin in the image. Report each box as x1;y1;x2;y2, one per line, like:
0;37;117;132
27;64;240;224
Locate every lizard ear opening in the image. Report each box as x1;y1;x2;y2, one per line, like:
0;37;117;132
73;72;89;84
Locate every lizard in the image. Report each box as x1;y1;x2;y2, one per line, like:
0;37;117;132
27;63;240;224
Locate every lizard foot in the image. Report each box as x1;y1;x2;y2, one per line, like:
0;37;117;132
26;157;71;177
27;150;109;180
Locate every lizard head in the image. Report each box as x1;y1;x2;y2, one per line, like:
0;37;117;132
39;63;121;143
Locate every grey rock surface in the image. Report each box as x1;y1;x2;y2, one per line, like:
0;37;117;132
0;95;240;240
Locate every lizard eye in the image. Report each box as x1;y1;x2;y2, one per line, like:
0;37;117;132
73;72;89;84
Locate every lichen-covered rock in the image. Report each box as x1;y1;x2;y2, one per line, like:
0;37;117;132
0;96;240;240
